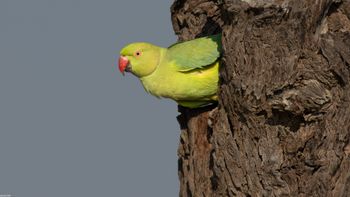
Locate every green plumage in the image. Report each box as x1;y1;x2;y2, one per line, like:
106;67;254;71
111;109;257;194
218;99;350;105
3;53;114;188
120;34;221;108
168;34;221;71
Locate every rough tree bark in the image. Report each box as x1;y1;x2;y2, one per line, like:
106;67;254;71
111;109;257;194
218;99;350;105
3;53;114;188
171;0;350;196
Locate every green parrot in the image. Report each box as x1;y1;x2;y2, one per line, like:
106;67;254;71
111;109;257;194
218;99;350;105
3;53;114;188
118;34;221;108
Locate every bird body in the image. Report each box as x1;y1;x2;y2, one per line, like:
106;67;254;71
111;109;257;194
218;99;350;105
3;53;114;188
119;34;221;108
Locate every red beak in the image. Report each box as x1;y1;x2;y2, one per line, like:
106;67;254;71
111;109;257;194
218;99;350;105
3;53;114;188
118;56;129;75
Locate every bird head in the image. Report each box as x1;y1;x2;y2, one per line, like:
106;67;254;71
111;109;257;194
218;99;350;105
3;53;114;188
118;42;161;77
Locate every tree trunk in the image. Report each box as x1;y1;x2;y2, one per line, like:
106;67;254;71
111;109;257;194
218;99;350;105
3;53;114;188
171;0;350;196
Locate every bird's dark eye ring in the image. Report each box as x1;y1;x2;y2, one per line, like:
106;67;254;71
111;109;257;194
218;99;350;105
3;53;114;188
134;50;142;57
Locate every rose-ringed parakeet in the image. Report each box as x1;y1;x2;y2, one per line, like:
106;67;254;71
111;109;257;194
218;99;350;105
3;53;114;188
118;34;221;108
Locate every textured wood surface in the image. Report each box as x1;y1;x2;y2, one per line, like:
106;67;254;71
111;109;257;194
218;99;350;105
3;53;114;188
172;0;350;196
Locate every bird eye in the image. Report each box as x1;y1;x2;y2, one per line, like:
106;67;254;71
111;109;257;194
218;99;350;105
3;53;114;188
134;50;142;57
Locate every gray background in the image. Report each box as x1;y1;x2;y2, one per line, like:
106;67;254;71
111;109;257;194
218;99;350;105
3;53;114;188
0;0;179;196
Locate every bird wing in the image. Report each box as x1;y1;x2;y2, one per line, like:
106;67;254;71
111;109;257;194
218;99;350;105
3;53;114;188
167;34;221;72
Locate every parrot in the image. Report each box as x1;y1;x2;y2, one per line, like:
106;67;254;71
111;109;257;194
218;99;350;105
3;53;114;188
118;34;221;108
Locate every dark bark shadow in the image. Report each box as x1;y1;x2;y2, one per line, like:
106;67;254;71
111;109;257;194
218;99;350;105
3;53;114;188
177;103;218;130
197;18;222;37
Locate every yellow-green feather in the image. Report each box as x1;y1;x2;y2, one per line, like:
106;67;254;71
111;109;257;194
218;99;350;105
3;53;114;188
140;48;219;108
168;34;221;72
